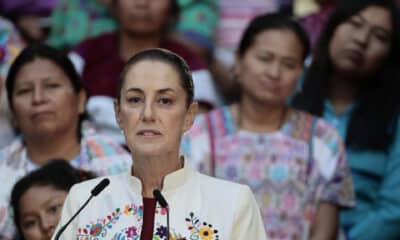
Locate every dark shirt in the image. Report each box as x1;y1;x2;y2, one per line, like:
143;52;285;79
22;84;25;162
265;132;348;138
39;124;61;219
73;32;206;98
141;198;157;240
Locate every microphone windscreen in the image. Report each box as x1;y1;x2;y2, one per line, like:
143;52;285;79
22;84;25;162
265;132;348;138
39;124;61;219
91;178;110;196
153;189;168;208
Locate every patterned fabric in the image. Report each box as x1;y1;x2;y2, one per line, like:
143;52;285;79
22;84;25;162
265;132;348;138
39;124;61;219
54;161;267;239
0;122;131;240
181;106;355;240
0;17;24;79
176;0;219;50
0;17;24;149
47;0;117;49
214;0;278;66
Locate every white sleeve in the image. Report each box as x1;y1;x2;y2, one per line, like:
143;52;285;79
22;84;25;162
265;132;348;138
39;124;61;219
68;52;85;76
231;186;268;240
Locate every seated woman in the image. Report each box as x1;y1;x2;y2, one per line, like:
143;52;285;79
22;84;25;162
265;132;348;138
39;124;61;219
0;44;131;240
72;0;222;110
11;160;95;240
292;0;400;238
182;13;355;239
54;48;266;240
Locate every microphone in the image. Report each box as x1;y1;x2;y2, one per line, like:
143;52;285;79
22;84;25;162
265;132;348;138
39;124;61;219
153;189;170;240
54;178;110;240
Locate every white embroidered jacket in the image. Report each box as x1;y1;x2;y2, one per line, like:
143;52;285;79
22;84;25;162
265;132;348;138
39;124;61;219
53;162;267;240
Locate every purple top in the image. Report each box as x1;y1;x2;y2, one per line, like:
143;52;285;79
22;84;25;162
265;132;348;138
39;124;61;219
0;0;58;16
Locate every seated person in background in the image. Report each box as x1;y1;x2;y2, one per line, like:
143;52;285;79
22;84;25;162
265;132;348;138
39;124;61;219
292;0;400;238
182;13;355;239
10;159;95;240
71;0;222;112
0;43;131;240
54;48;267;240
0;0;57;43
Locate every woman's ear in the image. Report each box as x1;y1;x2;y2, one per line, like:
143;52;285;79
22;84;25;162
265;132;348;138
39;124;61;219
183;102;198;132
78;90;87;115
114;99;123;129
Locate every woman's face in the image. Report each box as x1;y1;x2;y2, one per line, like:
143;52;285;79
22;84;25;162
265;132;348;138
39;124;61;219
235;29;304;105
11;58;86;140
116;0;172;36
329;6;392;77
115;60;197;157
18;185;68;240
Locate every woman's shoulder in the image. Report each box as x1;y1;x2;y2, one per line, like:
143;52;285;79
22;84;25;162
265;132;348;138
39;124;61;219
291;109;343;141
81;122;129;156
80;124;131;175
0;137;26;168
195;171;252;197
188;106;234;136
69;173;128;198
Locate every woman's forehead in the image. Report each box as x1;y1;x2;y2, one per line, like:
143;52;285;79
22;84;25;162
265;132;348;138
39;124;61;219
123;60;182;89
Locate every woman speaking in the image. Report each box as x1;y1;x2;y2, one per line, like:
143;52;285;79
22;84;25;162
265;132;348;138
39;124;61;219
54;48;266;240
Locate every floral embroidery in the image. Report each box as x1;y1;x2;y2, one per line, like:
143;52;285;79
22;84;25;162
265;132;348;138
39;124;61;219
186;212;219;240
77;204;143;240
155;226;168;239
125;226;138;238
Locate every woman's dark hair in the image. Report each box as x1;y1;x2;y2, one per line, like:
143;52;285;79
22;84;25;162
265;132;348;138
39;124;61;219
292;0;400;150
117;48;194;107
5;43;87;138
238;12;310;60
10;159;95;240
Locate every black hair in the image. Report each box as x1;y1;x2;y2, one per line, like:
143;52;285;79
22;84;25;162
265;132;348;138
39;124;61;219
117;48;194;107
292;0;400;150
238;12;310;61
5;43;87;138
10;159;95;240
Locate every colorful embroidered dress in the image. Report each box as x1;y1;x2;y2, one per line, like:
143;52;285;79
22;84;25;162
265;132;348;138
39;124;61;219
0;122;131;240
181;106;355;240
54;161;267;240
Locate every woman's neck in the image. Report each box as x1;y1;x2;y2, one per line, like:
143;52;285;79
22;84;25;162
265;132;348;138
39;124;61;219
118;30;163;61
328;74;360;114
235;95;288;133
132;152;182;198
24;130;81;165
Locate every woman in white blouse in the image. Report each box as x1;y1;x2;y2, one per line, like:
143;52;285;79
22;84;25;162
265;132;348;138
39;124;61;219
54;48;267;240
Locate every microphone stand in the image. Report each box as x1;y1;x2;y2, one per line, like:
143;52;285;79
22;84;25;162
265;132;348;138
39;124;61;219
54;195;93;240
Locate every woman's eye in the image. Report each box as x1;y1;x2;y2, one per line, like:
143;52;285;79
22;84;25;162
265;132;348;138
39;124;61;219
127;96;142;104
282;61;298;70
15;88;31;95
48;204;62;214
348;18;363;28
22;219;36;229
45;83;61;89
158;98;173;105
372;30;390;43
257;55;273;62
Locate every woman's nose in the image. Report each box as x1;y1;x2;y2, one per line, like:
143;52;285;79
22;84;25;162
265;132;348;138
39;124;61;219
141;101;156;122
32;87;47;105
40;216;57;239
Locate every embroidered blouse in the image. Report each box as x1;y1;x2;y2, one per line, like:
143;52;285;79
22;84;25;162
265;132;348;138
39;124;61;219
0;123;131;240
181;107;355;240
53;161;267;240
